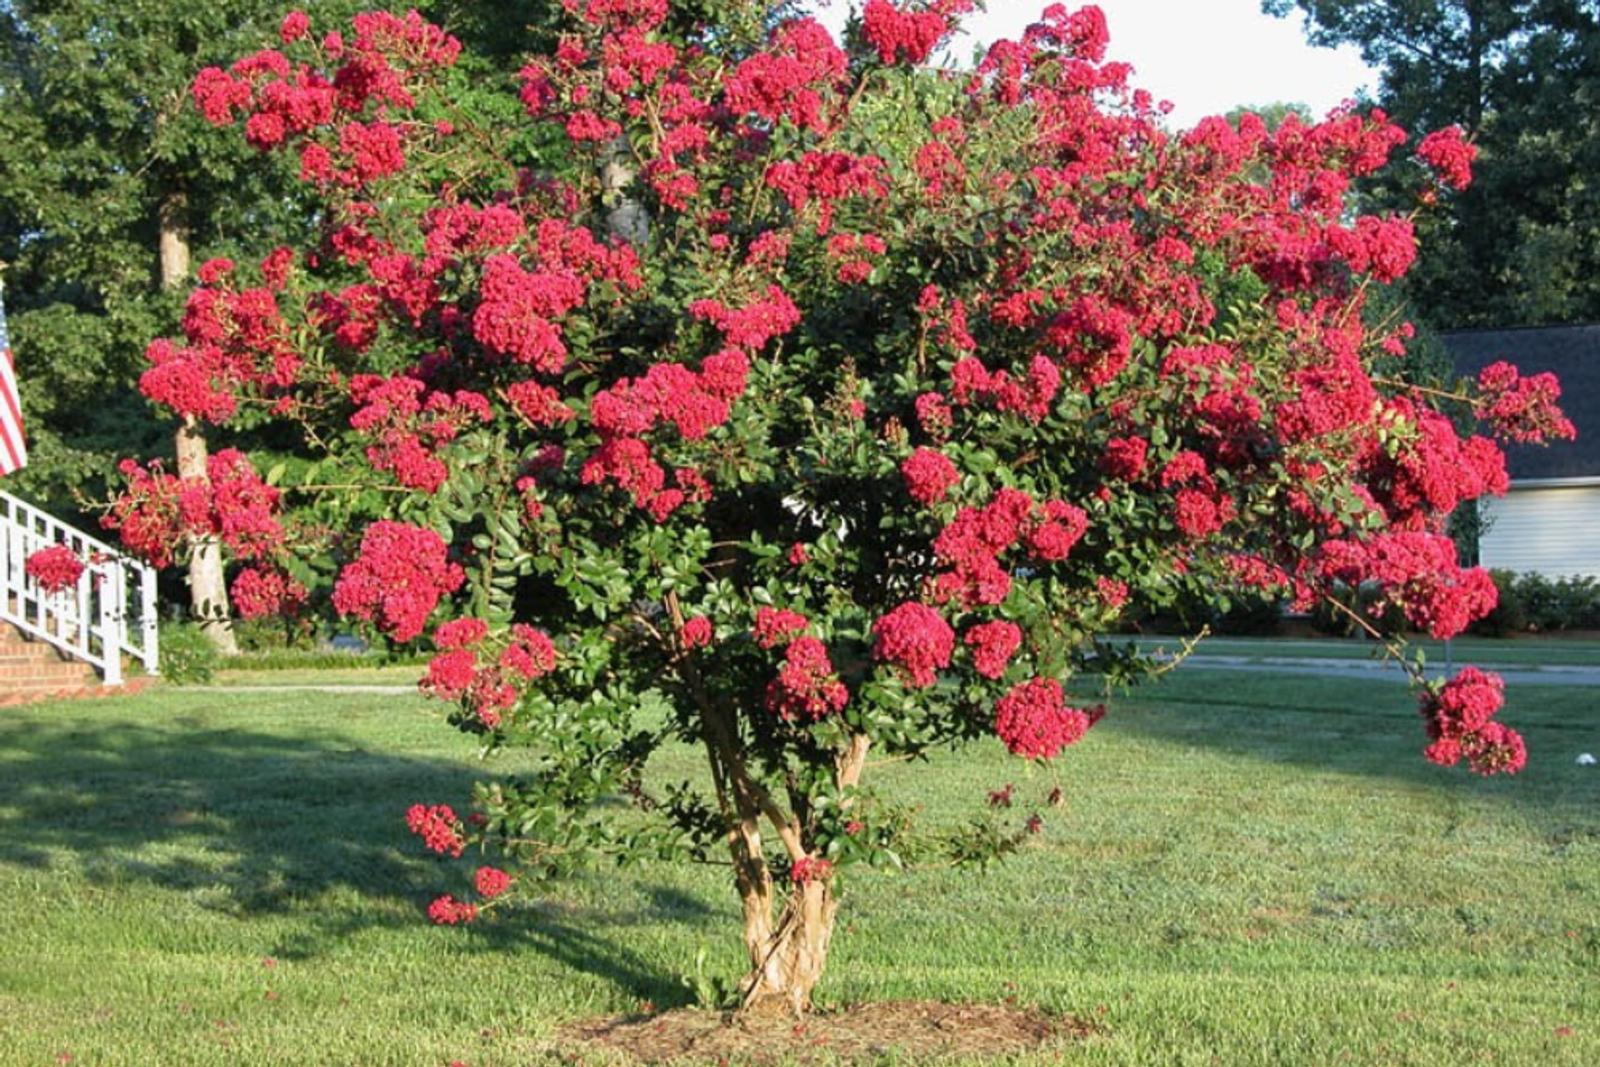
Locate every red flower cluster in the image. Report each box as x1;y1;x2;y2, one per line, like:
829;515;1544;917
231;565;308;620
964;620;1022;680
421;649;517;727
931;489;1087;606
680;615;713;649
1275;351;1376;444
332;521;464;642
1101;436;1148;481
872;602;955;688
349;375;492;492
140;280;298;425
1476;361;1577;445
861;0;972;66
502;624;559;680
993;678;1101;760
474;866;512;898
900;448;959;506
104;451;286;569
590;353;748;443
1417;126;1476;191
25;545;85;594
1362;398;1507;529
789;856;835;885
434;617;490;649
763;151;888;234
580;346;748;520
406;803;465;856
1027;500;1090;561
193;9;461;188
1419;668;1526;775
421;621;556;729
427;895;478;925
1157;451;1237;541
948;354;1061;423
724;18;846;132
1317;532;1497;640
689;287;801;351
753;606;810;649
280;11;311;43
765;636;849;721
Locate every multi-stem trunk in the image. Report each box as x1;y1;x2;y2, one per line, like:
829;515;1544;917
669;592;867;1016
735;857;839;1016
720;728;870;1016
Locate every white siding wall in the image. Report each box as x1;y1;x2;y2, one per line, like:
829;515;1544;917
1479;485;1600;577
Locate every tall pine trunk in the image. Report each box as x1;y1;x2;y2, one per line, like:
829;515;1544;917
160;188;237;654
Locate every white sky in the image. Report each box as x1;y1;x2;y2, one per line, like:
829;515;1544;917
811;1;1377;130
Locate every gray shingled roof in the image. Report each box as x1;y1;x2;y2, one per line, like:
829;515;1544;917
1446;324;1600;481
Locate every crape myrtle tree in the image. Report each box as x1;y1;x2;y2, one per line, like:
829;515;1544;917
107;1;1573;1013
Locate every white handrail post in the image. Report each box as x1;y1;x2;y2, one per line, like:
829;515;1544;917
141;563;159;675
75;566;92;661
99;565;122;686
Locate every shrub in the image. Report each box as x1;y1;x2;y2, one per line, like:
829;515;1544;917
1469;571;1600;635
158;621;221;685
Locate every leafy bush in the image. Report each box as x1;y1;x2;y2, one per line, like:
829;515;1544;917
158;622;221;685
1470;571;1600;635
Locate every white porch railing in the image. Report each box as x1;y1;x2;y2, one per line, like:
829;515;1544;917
1;488;159;685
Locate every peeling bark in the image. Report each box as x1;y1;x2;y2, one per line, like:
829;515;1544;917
161;188;237;654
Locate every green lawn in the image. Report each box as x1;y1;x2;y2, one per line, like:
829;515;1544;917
1;670;1596;1065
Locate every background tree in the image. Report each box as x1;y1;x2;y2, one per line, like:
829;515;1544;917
108;2;1565;1015
0;0;561;647
1264;0;1600;328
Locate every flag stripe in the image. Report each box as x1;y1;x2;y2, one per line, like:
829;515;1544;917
0;356;23;474
0;283;26;476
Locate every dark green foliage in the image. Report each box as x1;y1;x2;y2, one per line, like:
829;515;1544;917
158;619;222;683
1471;569;1600;634
0;0;356;514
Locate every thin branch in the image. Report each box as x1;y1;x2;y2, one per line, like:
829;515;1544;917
1149;623;1213;678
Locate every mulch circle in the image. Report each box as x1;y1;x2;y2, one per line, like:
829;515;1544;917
552;1000;1099;1065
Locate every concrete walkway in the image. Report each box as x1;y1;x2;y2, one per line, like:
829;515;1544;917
1178;654;1600;686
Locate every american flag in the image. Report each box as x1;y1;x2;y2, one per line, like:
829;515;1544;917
0;276;25;475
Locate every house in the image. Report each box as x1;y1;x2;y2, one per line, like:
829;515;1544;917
1447;324;1600;578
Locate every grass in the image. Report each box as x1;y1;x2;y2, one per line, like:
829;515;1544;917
209;664;424;687
1;670;1597;1065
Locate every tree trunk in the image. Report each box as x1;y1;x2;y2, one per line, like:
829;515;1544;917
728;734;869;1016
176;416;238;653
602;138;649;246
738;872;839;1016
160;188;237;654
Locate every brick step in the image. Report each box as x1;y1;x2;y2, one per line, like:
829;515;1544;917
0;623;103;693
1;666;100;686
0;644;85;662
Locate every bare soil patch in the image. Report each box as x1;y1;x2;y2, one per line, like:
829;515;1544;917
552;1000;1098;1065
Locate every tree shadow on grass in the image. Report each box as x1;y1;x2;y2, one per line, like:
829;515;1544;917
1107;669;1600;823
0;707;719;1008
